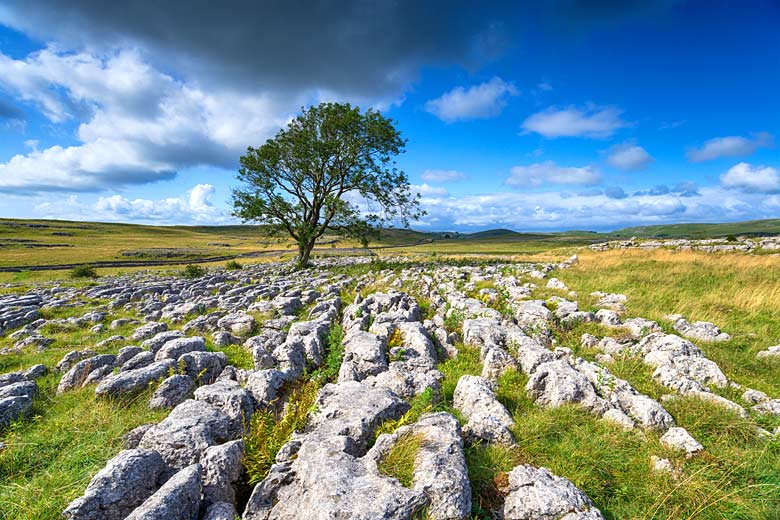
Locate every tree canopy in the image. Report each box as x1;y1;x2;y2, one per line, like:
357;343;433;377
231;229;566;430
232;102;423;268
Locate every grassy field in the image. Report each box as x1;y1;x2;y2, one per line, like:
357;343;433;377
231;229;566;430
2;220;780;518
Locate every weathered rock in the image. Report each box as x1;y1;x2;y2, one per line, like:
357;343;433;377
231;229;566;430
244;369;287;409
660;427;704;457
204;502;238;520
62;449;166;520
139;399;230;470
217;312;255;336
0;380;37;400
95;359;176;397
123;423;155;449
201;439;245;506
57;354;116;394
194;379;255;438
526;359;608;414
125;464;202;520
384;412;471;520
148;374;194;410
55;350;96;373
673;317;731;342
453;375;515;445
338;331;388;382
500;464;604;520
179;351;227;385
115;346;144;366
0;395;32;429
242;381;422;520
141;330;185;353
130;321;168;342
120;351;155;372
154;336;206;361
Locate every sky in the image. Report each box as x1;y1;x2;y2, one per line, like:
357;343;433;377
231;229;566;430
0;0;779;232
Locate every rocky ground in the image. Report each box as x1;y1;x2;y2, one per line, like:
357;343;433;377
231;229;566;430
1;255;779;519
589;235;780;253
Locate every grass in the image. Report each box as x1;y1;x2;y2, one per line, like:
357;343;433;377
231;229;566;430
555;249;780;396
0;376;167;520
243;380;320;484
377;432;423;488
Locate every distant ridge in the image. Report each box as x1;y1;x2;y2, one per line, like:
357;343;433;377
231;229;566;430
608;219;780;239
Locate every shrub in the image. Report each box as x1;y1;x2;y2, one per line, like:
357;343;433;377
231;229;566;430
69;265;98;279
225;260;243;270
726;234;738;242
181;264;206;278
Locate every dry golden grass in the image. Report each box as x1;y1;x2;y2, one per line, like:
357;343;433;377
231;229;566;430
558;248;780;395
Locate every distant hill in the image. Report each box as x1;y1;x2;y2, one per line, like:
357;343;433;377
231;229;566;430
608;219;780;239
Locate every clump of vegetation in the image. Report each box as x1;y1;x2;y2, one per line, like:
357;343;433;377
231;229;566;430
377;432;423;488
244;380;320;484
726;234;738;242
225;260;243;270
181;264;206;278
69;265;98;279
311;324;345;384
437;344;482;403
373;387;437;441
387;328;404;348
442;308;465;335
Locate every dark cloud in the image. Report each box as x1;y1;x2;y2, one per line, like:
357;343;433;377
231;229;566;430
0;1;515;98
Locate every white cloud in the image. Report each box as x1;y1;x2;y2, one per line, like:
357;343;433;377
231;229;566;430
412;184;773;231
0;47;319;192
35;184;230;224
421;169;466;183
425;77;517;123
720;162;780;193
522;105;629;138
606;143;654;171
412;183;449;197
688;133;772;162
506;161;601;187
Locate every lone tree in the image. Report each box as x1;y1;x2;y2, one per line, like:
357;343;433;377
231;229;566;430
232;102;423;268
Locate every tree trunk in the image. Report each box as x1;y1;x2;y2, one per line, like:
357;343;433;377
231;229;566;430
297;240;314;269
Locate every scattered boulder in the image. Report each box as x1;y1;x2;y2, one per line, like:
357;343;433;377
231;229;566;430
62;449;167;520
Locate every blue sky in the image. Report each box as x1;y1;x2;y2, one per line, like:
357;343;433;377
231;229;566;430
0;1;778;231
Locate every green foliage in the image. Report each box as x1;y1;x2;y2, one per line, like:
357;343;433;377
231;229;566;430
310;324;345;384
180;264;206;278
442;308;465;336
0;377;166;520
377;432;422;488
438;344;482;403
243;380;320;485
232;102;424;268
225;260;243;270
69;265;98;279
373;387;437;441
726;234;738;242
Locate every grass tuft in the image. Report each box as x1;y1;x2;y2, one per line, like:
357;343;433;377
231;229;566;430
377;432;423;488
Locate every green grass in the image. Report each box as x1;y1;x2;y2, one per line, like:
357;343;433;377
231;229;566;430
377;432;423;488
243;380;320;484
0;375;167;520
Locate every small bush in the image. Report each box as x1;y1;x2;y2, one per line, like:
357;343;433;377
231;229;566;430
225;260;243;270
726;234;738;242
69;265;98;279
181;264;206;278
